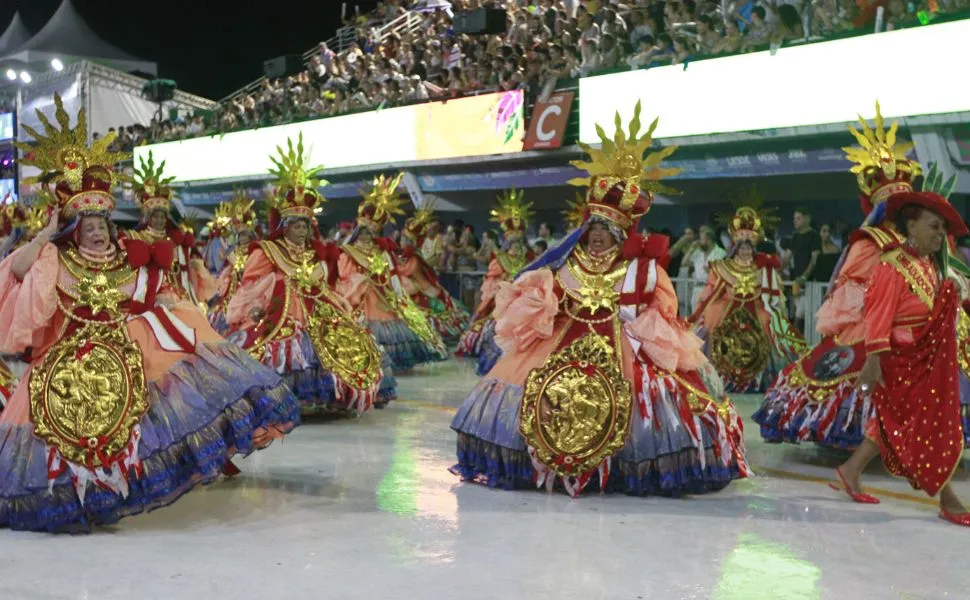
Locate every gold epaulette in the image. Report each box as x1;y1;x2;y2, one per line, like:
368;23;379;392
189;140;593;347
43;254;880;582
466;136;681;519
857;223;905;251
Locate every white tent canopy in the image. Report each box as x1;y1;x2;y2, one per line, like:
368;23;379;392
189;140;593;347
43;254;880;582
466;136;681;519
0;12;32;56
2;0;157;75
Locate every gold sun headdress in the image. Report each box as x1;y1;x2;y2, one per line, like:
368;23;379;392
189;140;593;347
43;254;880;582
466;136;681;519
568;101;681;231
0;191;57;238
14;93;128;221
209;190;258;237
131;151;177;219
716;185;780;244
490;189;534;234
357;172;407;232
562;192;588;231
403;199;437;243
843;101;921;214
267;133;328;221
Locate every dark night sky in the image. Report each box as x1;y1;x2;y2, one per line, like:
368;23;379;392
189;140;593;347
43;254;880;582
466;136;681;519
1;0;380;100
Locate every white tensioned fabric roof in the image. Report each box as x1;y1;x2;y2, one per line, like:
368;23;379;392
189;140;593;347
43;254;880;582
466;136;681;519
0;12;33;55
1;0;156;74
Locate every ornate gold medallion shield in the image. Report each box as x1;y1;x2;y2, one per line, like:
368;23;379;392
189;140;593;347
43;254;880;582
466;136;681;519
519;334;632;478
394;296;444;350
309;301;383;390
29;323;148;468
711;307;769;382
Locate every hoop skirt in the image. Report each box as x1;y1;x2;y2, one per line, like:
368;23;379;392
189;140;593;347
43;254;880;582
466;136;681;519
0;243;299;532
451;251;748;497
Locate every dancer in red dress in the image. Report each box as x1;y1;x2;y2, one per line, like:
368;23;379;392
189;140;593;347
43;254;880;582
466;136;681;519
836;190;970;526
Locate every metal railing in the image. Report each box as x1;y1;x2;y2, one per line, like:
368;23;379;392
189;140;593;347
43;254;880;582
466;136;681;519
220;10;424;105
437;272;831;346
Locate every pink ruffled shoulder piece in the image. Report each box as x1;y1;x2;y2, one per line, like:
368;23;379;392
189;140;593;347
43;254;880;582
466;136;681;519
227;250;278;327
816;238;880;337
625;306;705;373
493;269;558;353
336;253;370;306
815;280;865;336
188;258;218;303
0;243;60;354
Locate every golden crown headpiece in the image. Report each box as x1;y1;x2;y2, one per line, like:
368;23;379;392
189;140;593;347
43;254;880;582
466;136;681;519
562;192;588;231
132;151;177;217
568;101;681;230
209;191;258;236
267;133;328;221
490;189;534;234
403;199;437;242
0;191;57;237
15;93;128;221
716;185;779;244
358;172;407;232
843;101;921;213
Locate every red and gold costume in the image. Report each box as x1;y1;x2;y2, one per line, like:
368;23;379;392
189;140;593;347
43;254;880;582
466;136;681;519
337;174;445;371
0;96;298;532
862;191;968;497
756;104;970;450
397;203;470;343
207;194;260;335
451;103;747;497
226;134;388;414
690;194;806;391
455;189;534;365
126;153;216;310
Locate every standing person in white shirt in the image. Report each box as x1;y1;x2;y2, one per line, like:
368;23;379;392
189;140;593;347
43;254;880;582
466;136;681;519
686;225;727;312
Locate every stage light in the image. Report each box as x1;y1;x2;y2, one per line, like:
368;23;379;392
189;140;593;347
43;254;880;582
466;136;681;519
4;69;15;81
51;58;64;72
19;71;31;84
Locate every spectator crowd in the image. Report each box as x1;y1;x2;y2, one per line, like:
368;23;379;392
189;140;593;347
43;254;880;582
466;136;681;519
120;0;967;144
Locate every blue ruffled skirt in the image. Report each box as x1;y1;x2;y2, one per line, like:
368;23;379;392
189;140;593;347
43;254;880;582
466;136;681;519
475;321;502;376
266;331;395;414
451;377;743;496
0;342;299;532
367;318;445;371
753;368;970;450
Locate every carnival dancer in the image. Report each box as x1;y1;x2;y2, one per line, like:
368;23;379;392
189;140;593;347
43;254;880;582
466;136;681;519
337;173;446;371
397;202;470;344
754;103;970;449
450;103;748;496
455;189;535;375
0;96;299;532
0;195;57;414
207;194;260;335
126;152;217;310
689;191;806;392
226;135;388;414
834;190;970;526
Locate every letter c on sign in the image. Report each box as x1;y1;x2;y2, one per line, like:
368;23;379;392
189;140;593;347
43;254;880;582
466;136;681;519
536;105;563;142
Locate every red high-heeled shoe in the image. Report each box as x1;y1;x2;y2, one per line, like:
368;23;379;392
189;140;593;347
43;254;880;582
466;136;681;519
828;467;880;504
939;508;970;527
221;461;241;478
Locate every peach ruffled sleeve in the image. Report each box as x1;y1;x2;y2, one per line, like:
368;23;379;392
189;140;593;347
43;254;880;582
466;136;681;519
216;265;233;298
0;243;59;354
188;258;218;303
815;239;878;338
493;269;558;353
227;250;278;328
624;263;705;372
337;253;370;308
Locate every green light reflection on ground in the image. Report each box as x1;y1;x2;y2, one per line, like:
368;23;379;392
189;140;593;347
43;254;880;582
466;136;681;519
713;533;821;600
375;413;421;517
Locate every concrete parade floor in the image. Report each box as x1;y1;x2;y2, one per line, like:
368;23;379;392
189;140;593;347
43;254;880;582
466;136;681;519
1;358;967;600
